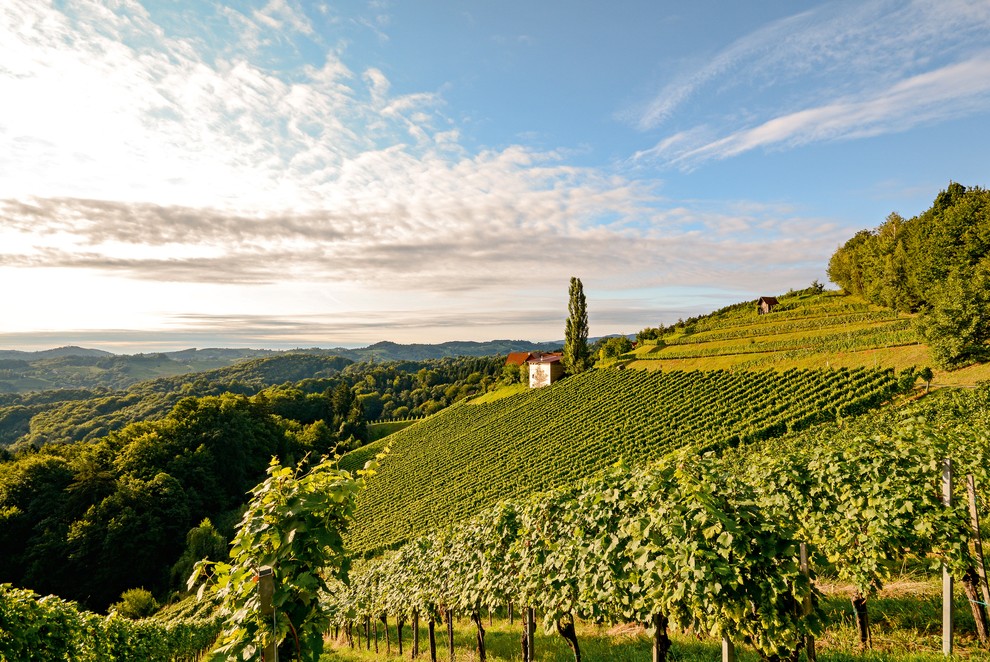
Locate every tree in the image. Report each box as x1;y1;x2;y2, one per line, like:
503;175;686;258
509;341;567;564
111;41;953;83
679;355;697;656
563;277;590;374
598;336;633;362
915;266;990;369
112;587;159;619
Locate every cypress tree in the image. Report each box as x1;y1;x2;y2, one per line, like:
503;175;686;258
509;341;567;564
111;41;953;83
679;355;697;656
563;277;590;374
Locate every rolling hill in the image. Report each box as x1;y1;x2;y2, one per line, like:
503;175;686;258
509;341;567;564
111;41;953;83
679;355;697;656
626;289;990;385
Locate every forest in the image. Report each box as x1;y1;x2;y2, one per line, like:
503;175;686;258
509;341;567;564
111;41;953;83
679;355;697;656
0;354;503;612
828;182;990;368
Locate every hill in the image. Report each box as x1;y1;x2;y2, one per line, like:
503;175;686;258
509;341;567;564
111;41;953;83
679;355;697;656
328;339;559;362
0;346;113;361
0;353;509;449
0;348;279;393
340;284;990;554
0;353;354;448
0;341;556;394
626;289;990;386
340;364;902;554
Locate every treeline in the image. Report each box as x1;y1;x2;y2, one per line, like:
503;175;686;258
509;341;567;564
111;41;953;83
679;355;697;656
828;182;990;367
0;354;503;451
0;394;320;611
0;355;504;612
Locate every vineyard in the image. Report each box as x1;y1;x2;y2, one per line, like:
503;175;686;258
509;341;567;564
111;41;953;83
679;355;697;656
0;585;219;661
326;385;990;662
624;291;952;377
339;366;903;554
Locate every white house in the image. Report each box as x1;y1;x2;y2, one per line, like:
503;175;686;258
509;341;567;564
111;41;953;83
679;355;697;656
527;353;564;388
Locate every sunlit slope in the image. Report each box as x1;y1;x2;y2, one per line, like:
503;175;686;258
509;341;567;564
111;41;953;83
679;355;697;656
626;290;990;385
630;291;915;366
341;366;900;554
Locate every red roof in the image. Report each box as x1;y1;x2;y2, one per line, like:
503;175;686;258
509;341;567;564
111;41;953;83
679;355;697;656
505;352;532;366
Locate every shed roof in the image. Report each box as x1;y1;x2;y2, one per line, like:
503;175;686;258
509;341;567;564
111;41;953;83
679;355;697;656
758;296;779;305
504;351;533;366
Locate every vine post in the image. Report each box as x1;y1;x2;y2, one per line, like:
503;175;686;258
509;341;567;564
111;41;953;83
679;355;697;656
722;636;735;662
942;458;953;656
428;616;437;662
800;542;816;660
527;606;536;661
966;474;990;644
412;609;420;658
651;613;671;662
446;609;455;661
258;566;276;662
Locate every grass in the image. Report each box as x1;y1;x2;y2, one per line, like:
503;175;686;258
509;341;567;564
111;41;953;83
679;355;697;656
469;383;528;405
320;578;988;661
367;419;422;442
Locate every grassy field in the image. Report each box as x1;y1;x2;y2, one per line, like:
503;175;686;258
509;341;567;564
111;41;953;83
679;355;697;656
321;579;987;661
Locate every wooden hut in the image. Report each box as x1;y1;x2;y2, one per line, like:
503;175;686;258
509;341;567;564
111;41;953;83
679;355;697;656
756;296;779;315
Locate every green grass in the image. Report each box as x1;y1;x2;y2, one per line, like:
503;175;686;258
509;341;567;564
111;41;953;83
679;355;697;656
469;383;528;404
367;419;422;442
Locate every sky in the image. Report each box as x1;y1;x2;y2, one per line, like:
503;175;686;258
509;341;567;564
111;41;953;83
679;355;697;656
2;0;989;353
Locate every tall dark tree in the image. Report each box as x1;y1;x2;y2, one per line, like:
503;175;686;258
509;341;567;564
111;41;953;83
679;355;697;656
563;277;591;374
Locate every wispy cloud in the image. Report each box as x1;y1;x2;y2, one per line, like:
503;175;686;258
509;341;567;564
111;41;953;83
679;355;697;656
639;53;990;166
630;0;990;166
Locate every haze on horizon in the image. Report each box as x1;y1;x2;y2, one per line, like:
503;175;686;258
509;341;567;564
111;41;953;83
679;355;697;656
2;0;989;354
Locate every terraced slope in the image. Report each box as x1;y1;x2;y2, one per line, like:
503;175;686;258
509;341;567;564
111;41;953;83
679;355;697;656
630;292;919;368
627;290;990;384
340;366;900;553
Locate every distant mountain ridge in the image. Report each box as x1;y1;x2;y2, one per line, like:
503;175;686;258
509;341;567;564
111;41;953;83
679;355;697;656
0;340;562;394
1;340;559;362
0;345;114;361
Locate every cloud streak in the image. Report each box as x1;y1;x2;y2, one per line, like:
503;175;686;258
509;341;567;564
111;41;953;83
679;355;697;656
640;53;990;166
631;0;990;166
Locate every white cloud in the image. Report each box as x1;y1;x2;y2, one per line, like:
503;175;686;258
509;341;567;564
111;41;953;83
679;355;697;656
642;53;990;166
0;0;848;346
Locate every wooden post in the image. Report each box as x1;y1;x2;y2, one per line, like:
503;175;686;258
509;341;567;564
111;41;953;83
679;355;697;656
428;617;437;662
967;474;990;644
651;613;670;662
447;609;455;662
526;607;536;662
968;475;990;609
412;609;420;658
258;566;276;662
800;542;817;661
722;636;735;662
943;458;953;657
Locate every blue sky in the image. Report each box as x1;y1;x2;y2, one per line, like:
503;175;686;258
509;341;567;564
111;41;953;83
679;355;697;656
2;0;989;352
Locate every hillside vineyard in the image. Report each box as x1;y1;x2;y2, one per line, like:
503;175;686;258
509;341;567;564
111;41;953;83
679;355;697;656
340;366;901;553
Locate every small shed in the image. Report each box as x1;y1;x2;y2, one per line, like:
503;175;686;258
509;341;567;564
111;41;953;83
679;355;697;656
527;352;564;388
756;296;779;315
